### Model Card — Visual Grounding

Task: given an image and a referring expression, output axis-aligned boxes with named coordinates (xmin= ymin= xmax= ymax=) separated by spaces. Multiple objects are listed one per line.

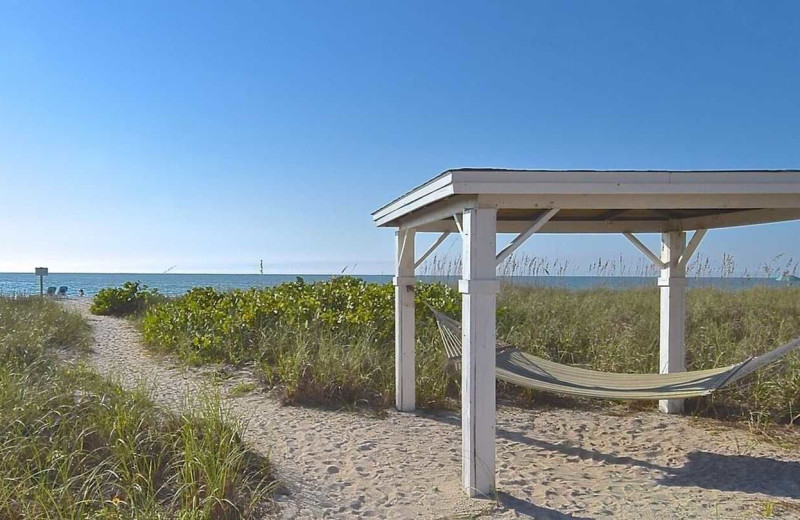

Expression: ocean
xmin=0 ymin=272 xmax=794 ymax=297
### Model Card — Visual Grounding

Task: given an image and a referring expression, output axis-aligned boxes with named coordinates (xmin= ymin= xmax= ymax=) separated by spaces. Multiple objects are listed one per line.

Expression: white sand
xmin=66 ymin=300 xmax=800 ymax=519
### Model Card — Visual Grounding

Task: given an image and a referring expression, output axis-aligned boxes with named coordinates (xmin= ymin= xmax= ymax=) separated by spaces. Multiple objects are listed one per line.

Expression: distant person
xmin=78 ymin=289 xmax=85 ymax=297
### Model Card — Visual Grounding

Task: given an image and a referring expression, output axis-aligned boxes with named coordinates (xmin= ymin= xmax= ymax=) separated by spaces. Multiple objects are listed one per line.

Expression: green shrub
xmin=0 ymin=297 xmax=275 ymax=518
xmin=140 ymin=277 xmax=800 ymax=424
xmin=142 ymin=277 xmax=460 ymax=406
xmin=90 ymin=281 xmax=164 ymax=316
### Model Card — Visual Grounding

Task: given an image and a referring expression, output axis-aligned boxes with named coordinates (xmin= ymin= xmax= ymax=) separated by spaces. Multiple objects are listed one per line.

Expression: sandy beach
xmin=65 ymin=299 xmax=800 ymax=519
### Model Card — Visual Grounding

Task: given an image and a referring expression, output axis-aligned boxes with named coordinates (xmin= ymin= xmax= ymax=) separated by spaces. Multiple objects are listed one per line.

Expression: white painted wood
xmin=460 ymin=208 xmax=498 ymax=497
xmin=476 ymin=193 xmax=800 ymax=210
xmin=398 ymin=195 xmax=478 ymax=231
xmin=415 ymin=219 xmax=668 ymax=234
xmin=373 ymin=169 xmax=800 ymax=227
xmin=411 ymin=208 xmax=800 ymax=234
xmin=678 ymin=229 xmax=707 ymax=269
xmin=373 ymin=172 xmax=455 ymax=224
xmin=673 ymin=208 xmax=800 ymax=231
xmin=623 ymin=232 xmax=667 ymax=269
xmin=398 ymin=230 xmax=409 ymax=264
xmin=374 ymin=167 xmax=800 ymax=497
xmin=374 ymin=184 xmax=456 ymax=226
xmin=382 ymin=192 xmax=800 ymax=228
xmin=394 ymin=229 xmax=416 ymax=412
xmin=453 ymin=213 xmax=465 ymax=238
xmin=447 ymin=169 xmax=800 ymax=189
xmin=414 ymin=232 xmax=451 ymax=269
xmin=659 ymin=231 xmax=687 ymax=414
xmin=495 ymin=208 xmax=559 ymax=266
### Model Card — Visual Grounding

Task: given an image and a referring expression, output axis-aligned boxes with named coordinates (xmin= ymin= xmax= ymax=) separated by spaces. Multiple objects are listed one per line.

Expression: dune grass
xmin=135 ymin=277 xmax=800 ymax=425
xmin=0 ymin=297 xmax=274 ymax=519
xmin=498 ymin=285 xmax=800 ymax=425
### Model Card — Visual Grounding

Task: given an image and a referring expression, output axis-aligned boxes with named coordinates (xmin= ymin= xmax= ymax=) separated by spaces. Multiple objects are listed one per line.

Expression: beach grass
xmin=0 ymin=297 xmax=275 ymax=519
xmin=135 ymin=277 xmax=800 ymax=425
xmin=498 ymin=284 xmax=800 ymax=426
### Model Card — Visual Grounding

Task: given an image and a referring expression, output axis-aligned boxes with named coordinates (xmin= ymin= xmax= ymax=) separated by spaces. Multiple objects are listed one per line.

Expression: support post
xmin=394 ymin=229 xmax=416 ymax=412
xmin=460 ymin=208 xmax=498 ymax=497
xmin=659 ymin=231 xmax=687 ymax=414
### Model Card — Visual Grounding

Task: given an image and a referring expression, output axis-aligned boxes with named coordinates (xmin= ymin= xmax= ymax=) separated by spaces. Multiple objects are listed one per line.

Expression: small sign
xmin=35 ymin=267 xmax=48 ymax=276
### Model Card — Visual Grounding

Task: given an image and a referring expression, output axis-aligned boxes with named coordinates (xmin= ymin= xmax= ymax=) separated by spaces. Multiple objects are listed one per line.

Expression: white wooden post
xmin=460 ymin=208 xmax=498 ymax=497
xmin=394 ymin=229 xmax=416 ymax=412
xmin=659 ymin=231 xmax=687 ymax=414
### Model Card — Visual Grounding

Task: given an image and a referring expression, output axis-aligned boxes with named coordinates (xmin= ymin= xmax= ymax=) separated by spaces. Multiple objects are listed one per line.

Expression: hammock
xmin=429 ymin=307 xmax=800 ymax=401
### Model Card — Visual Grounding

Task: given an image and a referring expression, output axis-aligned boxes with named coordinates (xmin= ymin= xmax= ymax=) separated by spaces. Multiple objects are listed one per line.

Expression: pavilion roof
xmin=372 ymin=169 xmax=800 ymax=233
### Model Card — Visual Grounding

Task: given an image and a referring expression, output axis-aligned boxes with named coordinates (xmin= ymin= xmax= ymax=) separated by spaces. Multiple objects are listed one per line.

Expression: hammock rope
xmin=428 ymin=305 xmax=800 ymax=401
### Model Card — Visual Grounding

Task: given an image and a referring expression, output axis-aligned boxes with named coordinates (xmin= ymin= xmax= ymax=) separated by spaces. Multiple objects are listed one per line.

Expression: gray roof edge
xmin=371 ymin=168 xmax=800 ymax=217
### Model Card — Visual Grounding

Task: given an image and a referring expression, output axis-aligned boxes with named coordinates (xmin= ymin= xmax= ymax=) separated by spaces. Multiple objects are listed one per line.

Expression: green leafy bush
xmin=141 ymin=278 xmax=800 ymax=424
xmin=142 ymin=277 xmax=460 ymax=406
xmin=90 ymin=281 xmax=164 ymax=316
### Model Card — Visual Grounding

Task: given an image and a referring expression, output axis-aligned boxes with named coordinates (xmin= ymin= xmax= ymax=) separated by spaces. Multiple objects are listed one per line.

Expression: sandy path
xmin=67 ymin=300 xmax=800 ymax=519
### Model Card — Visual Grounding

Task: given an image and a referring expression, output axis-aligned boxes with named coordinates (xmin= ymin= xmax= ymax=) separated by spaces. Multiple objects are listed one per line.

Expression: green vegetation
xmin=229 ymin=382 xmax=257 ymax=397
xmin=142 ymin=277 xmax=458 ymax=407
xmin=0 ymin=297 xmax=91 ymax=364
xmin=0 ymin=297 xmax=274 ymax=519
xmin=499 ymin=285 xmax=800 ymax=425
xmin=90 ymin=281 xmax=164 ymax=317
xmin=138 ymin=277 xmax=800 ymax=424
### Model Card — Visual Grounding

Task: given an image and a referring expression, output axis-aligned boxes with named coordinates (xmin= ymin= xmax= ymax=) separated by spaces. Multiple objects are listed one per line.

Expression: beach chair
xmin=57 ymin=286 xmax=68 ymax=297
xmin=46 ymin=286 xmax=57 ymax=296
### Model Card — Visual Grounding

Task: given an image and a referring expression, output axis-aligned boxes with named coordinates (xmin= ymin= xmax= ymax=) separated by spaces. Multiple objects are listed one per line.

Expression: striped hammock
xmin=429 ymin=306 xmax=800 ymax=401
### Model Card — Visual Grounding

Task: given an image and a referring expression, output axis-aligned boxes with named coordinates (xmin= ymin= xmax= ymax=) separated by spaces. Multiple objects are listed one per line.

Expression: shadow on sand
xmin=420 ymin=411 xmax=800 ymax=506
xmin=495 ymin=492 xmax=595 ymax=519
xmin=658 ymin=451 xmax=800 ymax=498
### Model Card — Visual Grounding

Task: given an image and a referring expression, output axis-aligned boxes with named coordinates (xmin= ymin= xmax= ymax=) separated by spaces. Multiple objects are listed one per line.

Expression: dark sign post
xmin=35 ymin=267 xmax=48 ymax=297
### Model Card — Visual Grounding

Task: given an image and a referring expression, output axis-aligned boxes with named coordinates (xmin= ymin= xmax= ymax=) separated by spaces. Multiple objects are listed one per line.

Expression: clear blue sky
xmin=1 ymin=1 xmax=799 ymax=275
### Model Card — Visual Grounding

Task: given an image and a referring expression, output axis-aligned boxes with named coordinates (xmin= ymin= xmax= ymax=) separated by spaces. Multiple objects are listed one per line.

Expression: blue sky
xmin=1 ymin=1 xmax=799 ymax=275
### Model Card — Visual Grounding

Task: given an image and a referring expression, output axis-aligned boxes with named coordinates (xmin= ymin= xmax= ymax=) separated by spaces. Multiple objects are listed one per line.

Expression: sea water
xmin=0 ymin=273 xmax=792 ymax=297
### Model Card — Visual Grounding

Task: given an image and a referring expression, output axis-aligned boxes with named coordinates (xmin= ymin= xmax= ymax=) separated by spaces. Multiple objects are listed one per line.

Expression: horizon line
xmin=0 ymin=271 xmax=784 ymax=280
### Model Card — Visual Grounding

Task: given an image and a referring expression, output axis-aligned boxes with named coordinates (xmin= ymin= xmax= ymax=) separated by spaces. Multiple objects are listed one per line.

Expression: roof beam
xmin=475 ymin=193 xmax=800 ymax=210
xmin=597 ymin=209 xmax=629 ymax=221
xmin=414 ymin=232 xmax=450 ymax=269
xmin=623 ymin=232 xmax=667 ymax=269
xmin=374 ymin=170 xmax=800 ymax=228
xmin=652 ymin=209 xmax=681 ymax=220
xmin=417 ymin=219 xmax=672 ymax=233
xmin=412 ymin=208 xmax=800 ymax=234
xmin=675 ymin=208 xmax=800 ymax=231
xmin=373 ymin=173 xmax=455 ymax=225
xmin=396 ymin=195 xmax=477 ymax=231
xmin=495 ymin=209 xmax=559 ymax=267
